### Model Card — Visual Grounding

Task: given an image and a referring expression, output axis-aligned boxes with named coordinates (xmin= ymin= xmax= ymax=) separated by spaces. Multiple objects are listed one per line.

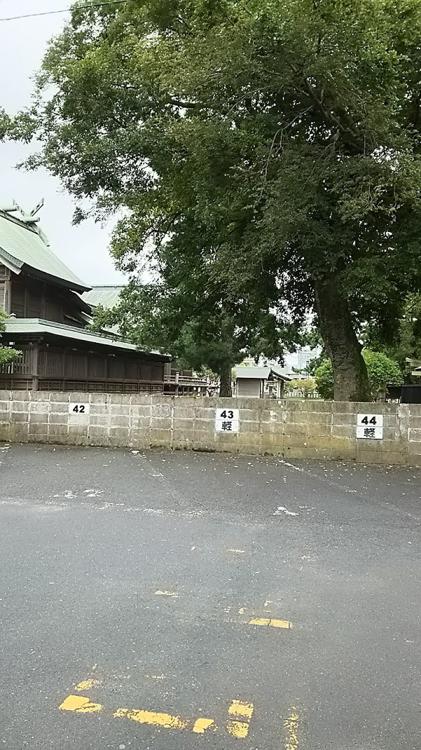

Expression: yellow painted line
xmin=227 ymin=719 xmax=250 ymax=738
xmin=228 ymin=700 xmax=254 ymax=720
xmin=192 ymin=717 xmax=216 ymax=734
xmin=284 ymin=707 xmax=299 ymax=750
xmin=249 ymin=617 xmax=292 ymax=629
xmin=75 ymin=679 xmax=100 ymax=692
xmin=114 ymin=708 xmax=189 ymax=730
xmin=59 ymin=694 xmax=102 ymax=714
xmin=226 ymin=700 xmax=254 ymax=739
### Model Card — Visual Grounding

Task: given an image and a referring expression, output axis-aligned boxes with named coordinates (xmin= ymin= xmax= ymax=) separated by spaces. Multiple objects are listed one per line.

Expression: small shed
xmin=235 ymin=366 xmax=290 ymax=399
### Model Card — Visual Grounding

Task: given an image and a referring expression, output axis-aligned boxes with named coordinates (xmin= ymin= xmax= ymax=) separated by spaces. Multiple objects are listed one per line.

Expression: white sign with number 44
xmin=215 ymin=408 xmax=240 ymax=434
xmin=356 ymin=414 xmax=383 ymax=440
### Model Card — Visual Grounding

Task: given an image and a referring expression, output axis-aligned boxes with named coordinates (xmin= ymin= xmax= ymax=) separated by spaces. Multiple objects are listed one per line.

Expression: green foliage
xmin=285 ymin=377 xmax=316 ymax=398
xmin=0 ymin=312 xmax=20 ymax=365
xmin=11 ymin=0 xmax=421 ymax=397
xmin=365 ymin=293 xmax=421 ymax=375
xmin=314 ymin=360 xmax=335 ymax=400
xmin=315 ymin=351 xmax=403 ymax=400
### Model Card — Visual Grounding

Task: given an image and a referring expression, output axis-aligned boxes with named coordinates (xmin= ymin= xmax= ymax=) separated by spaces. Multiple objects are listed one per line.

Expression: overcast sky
xmin=0 ymin=0 xmax=125 ymax=286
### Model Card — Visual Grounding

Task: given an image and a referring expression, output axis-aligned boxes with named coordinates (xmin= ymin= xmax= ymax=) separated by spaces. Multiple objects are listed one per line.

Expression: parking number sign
xmin=215 ymin=408 xmax=239 ymax=434
xmin=356 ymin=414 xmax=383 ymax=440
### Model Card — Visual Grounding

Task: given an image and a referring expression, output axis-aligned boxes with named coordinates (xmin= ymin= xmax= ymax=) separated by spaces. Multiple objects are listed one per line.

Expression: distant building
xmin=235 ymin=366 xmax=290 ymax=399
xmin=0 ymin=205 xmax=170 ymax=392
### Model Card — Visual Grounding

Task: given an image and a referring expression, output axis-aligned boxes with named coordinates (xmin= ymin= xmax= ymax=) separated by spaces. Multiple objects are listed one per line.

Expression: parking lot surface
xmin=0 ymin=443 xmax=420 ymax=749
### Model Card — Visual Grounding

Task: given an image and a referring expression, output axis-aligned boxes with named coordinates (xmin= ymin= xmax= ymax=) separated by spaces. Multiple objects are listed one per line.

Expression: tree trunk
xmin=219 ymin=362 xmax=233 ymax=397
xmin=314 ymin=276 xmax=370 ymax=401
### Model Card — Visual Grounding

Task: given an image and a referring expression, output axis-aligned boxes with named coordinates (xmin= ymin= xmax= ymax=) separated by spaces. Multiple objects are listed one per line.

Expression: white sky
xmin=0 ymin=0 xmax=125 ymax=286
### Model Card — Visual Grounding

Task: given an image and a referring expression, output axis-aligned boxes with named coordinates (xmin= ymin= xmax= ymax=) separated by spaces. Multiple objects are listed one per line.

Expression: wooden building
xmin=0 ymin=206 xmax=170 ymax=392
xmin=235 ymin=366 xmax=290 ymax=398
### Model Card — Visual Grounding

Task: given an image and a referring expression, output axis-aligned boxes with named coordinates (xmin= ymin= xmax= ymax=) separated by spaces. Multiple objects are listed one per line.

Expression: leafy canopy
xmin=11 ymin=0 xmax=421 ymax=392
xmin=315 ymin=351 xmax=403 ymax=400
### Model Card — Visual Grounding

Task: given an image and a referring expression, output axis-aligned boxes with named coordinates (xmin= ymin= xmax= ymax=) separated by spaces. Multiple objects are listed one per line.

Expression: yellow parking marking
xmin=60 ymin=690 xmax=254 ymax=739
xmin=75 ymin=679 xmax=100 ymax=691
xmin=192 ymin=717 xmax=216 ymax=734
xmin=227 ymin=720 xmax=250 ymax=738
xmin=249 ymin=617 xmax=292 ymax=629
xmin=284 ymin=707 xmax=299 ymax=749
xmin=226 ymin=700 xmax=254 ymax=739
xmin=59 ymin=695 xmax=102 ymax=714
xmin=228 ymin=700 xmax=254 ymax=720
xmin=114 ymin=708 xmax=189 ymax=730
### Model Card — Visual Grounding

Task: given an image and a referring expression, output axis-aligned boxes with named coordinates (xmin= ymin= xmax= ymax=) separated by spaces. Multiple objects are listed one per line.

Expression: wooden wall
xmin=10 ymin=273 xmax=85 ymax=326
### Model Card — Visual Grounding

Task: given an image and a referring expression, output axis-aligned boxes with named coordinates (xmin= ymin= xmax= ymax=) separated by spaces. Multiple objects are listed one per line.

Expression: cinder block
xmin=11 ymin=401 xmax=28 ymax=413
xmin=50 ymin=402 xmax=70 ymax=414
xmin=130 ymin=394 xmax=152 ymax=405
xmin=109 ymin=427 xmax=130 ymax=442
xmin=30 ymin=392 xmax=49 ymax=402
xmin=149 ymin=429 xmax=172 ymax=445
xmin=192 ymin=420 xmax=213 ymax=433
xmin=151 ymin=404 xmax=172 ymax=418
xmin=48 ymin=392 xmax=70 ymax=403
xmin=406 ymin=404 xmax=421 ymax=417
xmin=90 ymin=416 xmax=109 ymax=427
xmin=89 ymin=393 xmax=109 ymax=404
xmin=284 ymin=423 xmax=308 ymax=437
xmin=173 ymin=419 xmax=195 ymax=432
xmin=29 ymin=413 xmax=49 ymax=425
xmin=151 ymin=417 xmax=172 ymax=430
xmin=11 ymin=412 xmax=28 ymax=423
xmin=333 ymin=413 xmax=358 ymax=427
xmin=408 ymin=428 xmax=421 ymax=443
xmin=88 ymin=426 xmax=110 ymax=443
xmin=0 ymin=402 xmax=10 ymax=412
xmin=9 ymin=424 xmax=29 ymax=440
xmin=130 ymin=417 xmax=151 ymax=430
xmin=111 ymin=404 xmax=130 ymax=416
xmin=30 ymin=402 xmax=49 ymax=416
xmin=90 ymin=404 xmax=110 ymax=415
xmin=130 ymin=405 xmax=152 ymax=417
xmin=174 ymin=407 xmax=196 ymax=420
xmin=68 ymin=425 xmax=89 ymax=437
xmin=110 ymin=416 xmax=130 ymax=428
xmin=48 ymin=424 xmax=69 ymax=438
xmin=109 ymin=393 xmax=131 ymax=405
xmin=128 ymin=429 xmax=152 ymax=444
xmin=9 ymin=391 xmax=29 ymax=401
xmin=331 ymin=425 xmax=355 ymax=439
xmin=28 ymin=423 xmax=49 ymax=436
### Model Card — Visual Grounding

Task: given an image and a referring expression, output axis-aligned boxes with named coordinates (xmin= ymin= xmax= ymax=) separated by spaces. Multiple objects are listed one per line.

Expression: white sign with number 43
xmin=356 ymin=414 xmax=383 ymax=440
xmin=215 ymin=408 xmax=239 ymax=434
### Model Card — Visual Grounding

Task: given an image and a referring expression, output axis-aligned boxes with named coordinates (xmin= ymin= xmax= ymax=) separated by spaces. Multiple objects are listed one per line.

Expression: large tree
xmin=13 ymin=0 xmax=421 ymax=399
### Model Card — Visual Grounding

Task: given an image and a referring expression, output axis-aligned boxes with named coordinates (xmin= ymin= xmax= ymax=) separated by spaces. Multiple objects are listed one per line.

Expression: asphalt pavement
xmin=0 ymin=443 xmax=420 ymax=749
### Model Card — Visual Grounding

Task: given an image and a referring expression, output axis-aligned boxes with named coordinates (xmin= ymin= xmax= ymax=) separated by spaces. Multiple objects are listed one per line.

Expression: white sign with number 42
xmin=215 ymin=408 xmax=239 ymax=434
xmin=356 ymin=414 xmax=383 ymax=440
xmin=69 ymin=403 xmax=90 ymax=416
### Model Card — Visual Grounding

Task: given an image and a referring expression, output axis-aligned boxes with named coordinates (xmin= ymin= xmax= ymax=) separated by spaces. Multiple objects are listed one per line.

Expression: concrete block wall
xmin=0 ymin=390 xmax=420 ymax=466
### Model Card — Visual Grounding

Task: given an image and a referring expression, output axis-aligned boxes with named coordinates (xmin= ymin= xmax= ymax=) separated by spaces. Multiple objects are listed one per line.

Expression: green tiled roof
xmin=82 ymin=286 xmax=125 ymax=309
xmin=4 ymin=318 xmax=170 ymax=360
xmin=0 ymin=210 xmax=90 ymax=292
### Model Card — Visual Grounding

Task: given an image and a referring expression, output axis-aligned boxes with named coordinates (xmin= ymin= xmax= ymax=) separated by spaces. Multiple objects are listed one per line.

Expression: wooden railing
xmin=0 ymin=349 xmax=32 ymax=376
